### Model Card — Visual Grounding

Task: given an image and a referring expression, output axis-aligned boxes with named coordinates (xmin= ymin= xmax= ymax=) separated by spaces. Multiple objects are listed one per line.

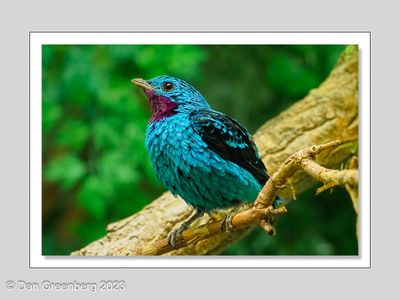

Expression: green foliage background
xmin=42 ymin=44 xmax=357 ymax=255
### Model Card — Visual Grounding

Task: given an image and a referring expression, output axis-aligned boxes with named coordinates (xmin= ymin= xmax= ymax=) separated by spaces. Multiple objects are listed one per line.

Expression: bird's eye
xmin=162 ymin=82 xmax=174 ymax=92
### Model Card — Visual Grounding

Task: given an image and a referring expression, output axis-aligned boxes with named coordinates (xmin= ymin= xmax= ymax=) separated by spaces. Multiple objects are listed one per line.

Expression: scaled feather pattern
xmin=133 ymin=75 xmax=275 ymax=212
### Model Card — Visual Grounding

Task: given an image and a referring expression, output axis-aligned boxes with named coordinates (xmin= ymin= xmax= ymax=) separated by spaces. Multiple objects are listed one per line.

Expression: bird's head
xmin=132 ymin=75 xmax=210 ymax=122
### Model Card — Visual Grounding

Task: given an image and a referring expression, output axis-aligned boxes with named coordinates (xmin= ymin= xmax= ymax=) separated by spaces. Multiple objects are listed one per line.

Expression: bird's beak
xmin=131 ymin=78 xmax=153 ymax=91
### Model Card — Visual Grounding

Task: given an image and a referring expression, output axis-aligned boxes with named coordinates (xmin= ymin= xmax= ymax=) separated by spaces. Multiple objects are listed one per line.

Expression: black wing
xmin=190 ymin=110 xmax=269 ymax=185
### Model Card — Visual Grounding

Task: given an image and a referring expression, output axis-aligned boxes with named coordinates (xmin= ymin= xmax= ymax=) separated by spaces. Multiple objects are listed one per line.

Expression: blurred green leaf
xmin=266 ymin=52 xmax=319 ymax=99
xmin=42 ymin=100 xmax=62 ymax=134
xmin=45 ymin=155 xmax=86 ymax=190
xmin=56 ymin=119 xmax=89 ymax=151
xmin=98 ymin=150 xmax=139 ymax=186
xmin=77 ymin=176 xmax=107 ymax=219
xmin=93 ymin=118 xmax=121 ymax=150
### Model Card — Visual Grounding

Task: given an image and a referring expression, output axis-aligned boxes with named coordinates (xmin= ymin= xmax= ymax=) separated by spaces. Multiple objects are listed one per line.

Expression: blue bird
xmin=132 ymin=75 xmax=279 ymax=247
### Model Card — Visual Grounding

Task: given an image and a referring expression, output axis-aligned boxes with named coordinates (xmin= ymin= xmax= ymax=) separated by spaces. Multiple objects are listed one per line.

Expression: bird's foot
xmin=167 ymin=223 xmax=188 ymax=249
xmin=167 ymin=208 xmax=205 ymax=249
xmin=221 ymin=212 xmax=236 ymax=239
xmin=220 ymin=203 xmax=252 ymax=240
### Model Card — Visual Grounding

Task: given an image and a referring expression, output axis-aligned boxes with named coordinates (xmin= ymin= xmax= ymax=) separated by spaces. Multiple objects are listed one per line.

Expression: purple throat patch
xmin=145 ymin=90 xmax=178 ymax=122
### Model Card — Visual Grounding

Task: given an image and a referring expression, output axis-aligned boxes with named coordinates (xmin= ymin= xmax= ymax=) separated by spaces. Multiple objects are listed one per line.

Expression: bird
xmin=132 ymin=75 xmax=280 ymax=248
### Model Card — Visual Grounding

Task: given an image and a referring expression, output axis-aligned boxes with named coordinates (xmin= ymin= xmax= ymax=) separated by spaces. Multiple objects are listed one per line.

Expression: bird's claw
xmin=221 ymin=213 xmax=237 ymax=239
xmin=167 ymin=224 xmax=187 ymax=249
xmin=167 ymin=208 xmax=205 ymax=249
